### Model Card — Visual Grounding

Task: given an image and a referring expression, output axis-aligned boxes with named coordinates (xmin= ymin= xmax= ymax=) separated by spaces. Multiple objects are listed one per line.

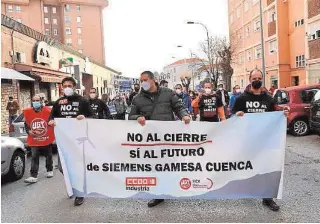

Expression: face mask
xmin=236 ymin=89 xmax=240 ymax=93
xmin=134 ymin=87 xmax=140 ymax=92
xmin=205 ymin=89 xmax=212 ymax=94
xmin=252 ymin=80 xmax=262 ymax=89
xmin=175 ymin=89 xmax=182 ymax=94
xmin=63 ymin=87 xmax=74 ymax=96
xmin=141 ymin=81 xmax=151 ymax=91
xmin=89 ymin=93 xmax=96 ymax=99
xmin=32 ymin=101 xmax=41 ymax=109
xmin=219 ymin=87 xmax=223 ymax=91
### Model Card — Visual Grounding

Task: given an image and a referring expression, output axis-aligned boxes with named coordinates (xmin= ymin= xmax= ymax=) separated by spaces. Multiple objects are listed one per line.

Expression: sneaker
xmin=263 ymin=198 xmax=280 ymax=211
xmin=47 ymin=171 xmax=54 ymax=178
xmin=74 ymin=197 xmax=85 ymax=206
xmin=147 ymin=199 xmax=164 ymax=208
xmin=24 ymin=177 xmax=38 ymax=183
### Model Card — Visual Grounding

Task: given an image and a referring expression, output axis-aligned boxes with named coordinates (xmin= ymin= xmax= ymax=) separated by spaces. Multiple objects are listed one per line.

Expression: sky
xmin=103 ymin=0 xmax=229 ymax=78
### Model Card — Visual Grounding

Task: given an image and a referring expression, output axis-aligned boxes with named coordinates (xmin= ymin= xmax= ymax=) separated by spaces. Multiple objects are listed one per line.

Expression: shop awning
xmin=1 ymin=67 xmax=35 ymax=81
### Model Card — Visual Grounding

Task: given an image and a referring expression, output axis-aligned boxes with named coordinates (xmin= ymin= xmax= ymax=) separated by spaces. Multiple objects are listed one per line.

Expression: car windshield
xmin=274 ymin=89 xmax=289 ymax=104
xmin=13 ymin=113 xmax=24 ymax=123
xmin=300 ymin=88 xmax=320 ymax=104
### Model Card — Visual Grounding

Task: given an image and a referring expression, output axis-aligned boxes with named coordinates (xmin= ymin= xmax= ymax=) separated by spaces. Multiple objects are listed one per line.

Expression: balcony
xmin=309 ymin=39 xmax=320 ymax=60
xmin=268 ymin=21 xmax=276 ymax=37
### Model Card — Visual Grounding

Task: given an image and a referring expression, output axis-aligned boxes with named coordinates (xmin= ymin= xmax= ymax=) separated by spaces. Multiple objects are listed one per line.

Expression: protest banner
xmin=54 ymin=111 xmax=286 ymax=199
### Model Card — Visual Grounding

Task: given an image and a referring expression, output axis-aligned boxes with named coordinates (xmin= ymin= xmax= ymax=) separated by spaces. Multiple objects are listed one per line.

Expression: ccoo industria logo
xmin=125 ymin=177 xmax=157 ymax=192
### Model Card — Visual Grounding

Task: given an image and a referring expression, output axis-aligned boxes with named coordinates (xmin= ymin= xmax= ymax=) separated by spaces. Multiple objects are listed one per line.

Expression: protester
xmin=48 ymin=77 xmax=93 ymax=206
xmin=269 ymin=84 xmax=276 ymax=95
xmin=129 ymin=71 xmax=190 ymax=208
xmin=114 ymin=94 xmax=127 ymax=120
xmin=228 ymin=85 xmax=241 ymax=110
xmin=128 ymin=83 xmax=140 ymax=106
xmin=24 ymin=95 xmax=55 ymax=183
xmin=89 ymin=88 xmax=111 ymax=119
xmin=174 ymin=84 xmax=192 ymax=113
xmin=195 ymin=82 xmax=226 ymax=122
xmin=190 ymin=91 xmax=199 ymax=121
xmin=216 ymin=84 xmax=230 ymax=117
xmin=6 ymin=96 xmax=20 ymax=124
xmin=232 ymin=68 xmax=290 ymax=212
xmin=159 ymin=80 xmax=169 ymax=88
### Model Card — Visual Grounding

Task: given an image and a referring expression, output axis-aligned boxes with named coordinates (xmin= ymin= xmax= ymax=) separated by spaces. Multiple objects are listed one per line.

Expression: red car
xmin=273 ymin=84 xmax=320 ymax=136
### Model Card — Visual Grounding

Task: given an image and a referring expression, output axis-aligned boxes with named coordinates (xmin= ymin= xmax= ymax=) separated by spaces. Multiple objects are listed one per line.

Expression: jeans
xmin=9 ymin=115 xmax=17 ymax=124
xmin=30 ymin=145 xmax=53 ymax=178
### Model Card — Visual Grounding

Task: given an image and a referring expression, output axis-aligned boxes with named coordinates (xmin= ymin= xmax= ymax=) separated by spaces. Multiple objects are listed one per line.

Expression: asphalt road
xmin=1 ymin=135 xmax=320 ymax=223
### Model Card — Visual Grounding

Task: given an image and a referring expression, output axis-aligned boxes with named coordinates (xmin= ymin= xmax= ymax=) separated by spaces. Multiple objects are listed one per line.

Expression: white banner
xmin=55 ymin=111 xmax=286 ymax=199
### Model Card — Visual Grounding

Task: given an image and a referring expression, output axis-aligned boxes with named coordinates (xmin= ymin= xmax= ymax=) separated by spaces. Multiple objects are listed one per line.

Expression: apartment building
xmin=228 ymin=0 xmax=320 ymax=90
xmin=1 ymin=0 xmax=107 ymax=64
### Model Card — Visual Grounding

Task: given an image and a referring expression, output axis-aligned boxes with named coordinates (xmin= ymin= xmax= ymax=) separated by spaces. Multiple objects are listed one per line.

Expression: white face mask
xmin=235 ymin=89 xmax=240 ymax=93
xmin=141 ymin=81 xmax=151 ymax=91
xmin=219 ymin=87 xmax=223 ymax=91
xmin=175 ymin=89 xmax=182 ymax=94
xmin=89 ymin=93 xmax=96 ymax=99
xmin=63 ymin=87 xmax=74 ymax=96
xmin=205 ymin=88 xmax=212 ymax=94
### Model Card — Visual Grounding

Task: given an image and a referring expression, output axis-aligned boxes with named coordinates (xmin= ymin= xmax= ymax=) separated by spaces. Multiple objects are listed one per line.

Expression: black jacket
xmin=216 ymin=89 xmax=230 ymax=106
xmin=129 ymin=86 xmax=189 ymax=121
xmin=232 ymin=90 xmax=276 ymax=114
xmin=89 ymin=98 xmax=111 ymax=119
xmin=49 ymin=94 xmax=93 ymax=120
xmin=128 ymin=91 xmax=139 ymax=106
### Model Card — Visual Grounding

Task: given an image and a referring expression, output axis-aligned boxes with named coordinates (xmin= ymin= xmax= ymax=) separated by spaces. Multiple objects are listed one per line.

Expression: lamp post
xmin=259 ymin=0 xmax=266 ymax=86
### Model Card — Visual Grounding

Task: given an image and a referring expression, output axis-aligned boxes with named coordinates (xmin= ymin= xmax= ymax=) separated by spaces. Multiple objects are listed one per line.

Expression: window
xmin=295 ymin=19 xmax=305 ymax=28
xmin=44 ymin=6 xmax=48 ymax=13
xmin=53 ymin=18 xmax=57 ymax=25
xmin=77 ymin=28 xmax=82 ymax=34
xmin=66 ymin=28 xmax=71 ymax=35
xmin=76 ymin=16 xmax=81 ymax=23
xmin=238 ymin=30 xmax=242 ymax=40
xmin=296 ymin=55 xmax=305 ymax=68
xmin=240 ymin=79 xmax=244 ymax=88
xmin=44 ymin=17 xmax=49 ymax=24
xmin=247 ymin=50 xmax=252 ymax=61
xmin=244 ymin=0 xmax=249 ymax=12
xmin=269 ymin=10 xmax=276 ymax=22
xmin=16 ymin=6 xmax=21 ymax=12
xmin=66 ymin=38 xmax=72 ymax=45
xmin=65 ymin=16 xmax=70 ymax=24
xmin=53 ymin=29 xmax=58 ymax=35
xmin=65 ymin=4 xmax=70 ymax=12
xmin=301 ymin=19 xmax=304 ymax=25
xmin=52 ymin=7 xmax=56 ymax=14
xmin=230 ymin=13 xmax=234 ymax=24
xmin=253 ymin=0 xmax=259 ymax=5
xmin=269 ymin=40 xmax=277 ymax=53
xmin=78 ymin=38 xmax=82 ymax=45
xmin=239 ymin=53 xmax=244 ymax=64
xmin=45 ymin=29 xmax=50 ymax=35
xmin=78 ymin=49 xmax=83 ymax=54
xmin=254 ymin=20 xmax=261 ymax=32
xmin=17 ymin=18 xmax=22 ymax=23
xmin=300 ymin=88 xmax=320 ymax=104
xmin=76 ymin=5 xmax=80 ymax=11
xmin=8 ymin=5 xmax=13 ymax=12
xmin=245 ymin=24 xmax=250 ymax=37
xmin=255 ymin=45 xmax=262 ymax=59
xmin=237 ymin=7 xmax=241 ymax=18
xmin=317 ymin=30 xmax=320 ymax=38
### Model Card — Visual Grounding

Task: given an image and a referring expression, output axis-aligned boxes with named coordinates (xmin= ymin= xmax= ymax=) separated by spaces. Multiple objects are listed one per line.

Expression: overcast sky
xmin=103 ymin=0 xmax=228 ymax=78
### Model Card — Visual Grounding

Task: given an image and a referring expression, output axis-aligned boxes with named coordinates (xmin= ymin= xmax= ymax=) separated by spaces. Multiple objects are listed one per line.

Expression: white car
xmin=1 ymin=137 xmax=27 ymax=181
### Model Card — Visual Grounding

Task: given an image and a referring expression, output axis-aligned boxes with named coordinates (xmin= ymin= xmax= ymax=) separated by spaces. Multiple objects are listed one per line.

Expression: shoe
xmin=263 ymin=198 xmax=280 ymax=211
xmin=147 ymin=199 xmax=164 ymax=208
xmin=24 ymin=177 xmax=38 ymax=183
xmin=74 ymin=197 xmax=85 ymax=206
xmin=47 ymin=171 xmax=53 ymax=178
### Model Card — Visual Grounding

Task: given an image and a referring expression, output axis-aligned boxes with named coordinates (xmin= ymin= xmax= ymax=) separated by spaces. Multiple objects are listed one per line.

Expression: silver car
xmin=1 ymin=136 xmax=26 ymax=180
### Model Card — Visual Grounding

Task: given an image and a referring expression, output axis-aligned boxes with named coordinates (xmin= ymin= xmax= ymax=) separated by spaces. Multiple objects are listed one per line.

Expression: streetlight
xmin=187 ymin=21 xmax=210 ymax=59
xmin=259 ymin=0 xmax=266 ymax=86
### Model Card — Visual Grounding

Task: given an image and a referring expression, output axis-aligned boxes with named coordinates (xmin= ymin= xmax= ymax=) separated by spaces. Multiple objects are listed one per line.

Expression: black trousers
xmin=30 ymin=145 xmax=53 ymax=178
xmin=115 ymin=113 xmax=126 ymax=120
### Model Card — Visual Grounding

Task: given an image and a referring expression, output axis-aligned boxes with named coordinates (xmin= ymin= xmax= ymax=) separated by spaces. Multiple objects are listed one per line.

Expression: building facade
xmin=228 ymin=0 xmax=320 ymax=90
xmin=1 ymin=0 xmax=107 ymax=64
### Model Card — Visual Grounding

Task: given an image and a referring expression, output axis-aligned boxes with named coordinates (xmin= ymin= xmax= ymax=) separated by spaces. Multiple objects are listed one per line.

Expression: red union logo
xmin=31 ymin=118 xmax=48 ymax=137
xmin=180 ymin=178 xmax=191 ymax=190
xmin=125 ymin=177 xmax=156 ymax=186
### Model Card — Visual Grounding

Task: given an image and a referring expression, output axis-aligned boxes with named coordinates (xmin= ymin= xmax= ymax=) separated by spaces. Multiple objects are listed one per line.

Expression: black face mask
xmin=252 ymin=80 xmax=262 ymax=89
xmin=134 ymin=88 xmax=140 ymax=92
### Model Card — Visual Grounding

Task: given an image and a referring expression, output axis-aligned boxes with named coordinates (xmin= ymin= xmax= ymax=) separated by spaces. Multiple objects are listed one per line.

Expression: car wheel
xmin=7 ymin=150 xmax=25 ymax=181
xmin=290 ymin=119 xmax=310 ymax=136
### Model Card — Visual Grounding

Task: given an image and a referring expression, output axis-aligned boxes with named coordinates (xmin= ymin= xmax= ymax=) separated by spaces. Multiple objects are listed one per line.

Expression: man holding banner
xmin=232 ymin=68 xmax=290 ymax=211
xmin=129 ymin=71 xmax=191 ymax=207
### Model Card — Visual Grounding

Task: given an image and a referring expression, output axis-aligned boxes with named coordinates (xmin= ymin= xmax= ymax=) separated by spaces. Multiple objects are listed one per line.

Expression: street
xmin=1 ymin=135 xmax=320 ymax=223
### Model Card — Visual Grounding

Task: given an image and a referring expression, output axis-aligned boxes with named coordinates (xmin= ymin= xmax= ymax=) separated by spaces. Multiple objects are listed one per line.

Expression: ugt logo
xmin=31 ymin=118 xmax=48 ymax=137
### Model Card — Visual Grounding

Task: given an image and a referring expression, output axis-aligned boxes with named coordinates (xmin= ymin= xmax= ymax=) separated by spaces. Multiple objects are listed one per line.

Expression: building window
xmin=78 ymin=38 xmax=82 ymax=45
xmin=244 ymin=0 xmax=249 ymax=12
xmin=254 ymin=19 xmax=261 ymax=32
xmin=53 ymin=29 xmax=58 ymax=35
xmin=245 ymin=24 xmax=250 ymax=37
xmin=16 ymin=18 xmax=22 ymax=23
xmin=16 ymin=6 xmax=21 ymax=12
xmin=45 ymin=29 xmax=50 ymax=35
xmin=296 ymin=55 xmax=305 ymax=68
xmin=77 ymin=28 xmax=82 ymax=34
xmin=53 ymin=18 xmax=57 ymax=25
xmin=76 ymin=5 xmax=80 ymax=11
xmin=236 ymin=7 xmax=241 ymax=18
xmin=66 ymin=28 xmax=72 ymax=35
xmin=44 ymin=6 xmax=48 ymax=13
xmin=269 ymin=10 xmax=276 ymax=22
xmin=78 ymin=49 xmax=83 ymax=54
xmin=255 ymin=45 xmax=262 ymax=59
xmin=238 ymin=30 xmax=242 ymax=40
xmin=269 ymin=40 xmax=277 ymax=53
xmin=44 ymin=17 xmax=49 ymax=24
xmin=239 ymin=53 xmax=244 ymax=64
xmin=294 ymin=19 xmax=304 ymax=28
xmin=66 ymin=38 xmax=72 ymax=45
xmin=76 ymin=16 xmax=81 ymax=23
xmin=247 ymin=50 xmax=252 ymax=61
xmin=230 ymin=13 xmax=234 ymax=24
xmin=65 ymin=4 xmax=70 ymax=12
xmin=65 ymin=16 xmax=70 ymax=24
xmin=240 ymin=79 xmax=244 ymax=88
xmin=8 ymin=5 xmax=13 ymax=12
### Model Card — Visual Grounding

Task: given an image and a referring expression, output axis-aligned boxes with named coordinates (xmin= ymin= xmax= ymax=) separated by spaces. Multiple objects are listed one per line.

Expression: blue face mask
xmin=32 ymin=101 xmax=41 ymax=109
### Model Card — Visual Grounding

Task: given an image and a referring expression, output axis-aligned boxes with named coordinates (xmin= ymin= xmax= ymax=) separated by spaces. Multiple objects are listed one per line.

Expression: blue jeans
xmin=9 ymin=115 xmax=17 ymax=124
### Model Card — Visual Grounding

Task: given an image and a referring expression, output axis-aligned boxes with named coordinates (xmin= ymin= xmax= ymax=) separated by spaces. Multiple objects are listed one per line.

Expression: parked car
xmin=1 ymin=136 xmax=26 ymax=181
xmin=310 ymin=90 xmax=320 ymax=135
xmin=273 ymin=84 xmax=320 ymax=136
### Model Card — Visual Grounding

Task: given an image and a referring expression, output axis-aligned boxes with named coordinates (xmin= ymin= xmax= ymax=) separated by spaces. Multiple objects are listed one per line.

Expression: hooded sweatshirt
xmin=232 ymin=88 xmax=276 ymax=114
xmin=176 ymin=92 xmax=192 ymax=112
xmin=198 ymin=94 xmax=224 ymax=122
xmin=89 ymin=97 xmax=111 ymax=119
